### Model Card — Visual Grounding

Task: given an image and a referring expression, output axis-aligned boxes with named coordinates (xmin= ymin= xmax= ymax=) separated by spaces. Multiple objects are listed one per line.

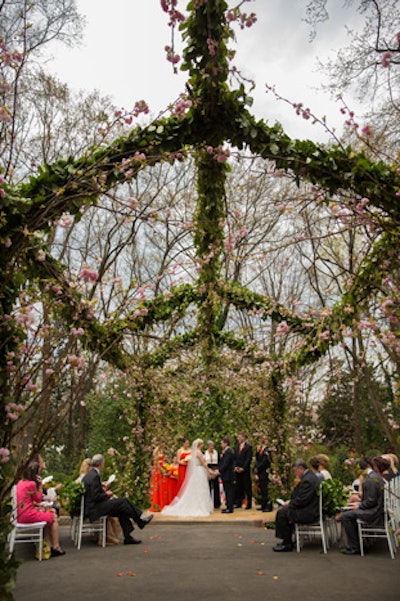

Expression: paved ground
xmin=13 ymin=510 xmax=400 ymax=601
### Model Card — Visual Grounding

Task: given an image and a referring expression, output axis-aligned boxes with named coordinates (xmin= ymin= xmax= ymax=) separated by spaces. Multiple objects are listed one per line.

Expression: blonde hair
xmin=382 ymin=453 xmax=399 ymax=473
xmin=316 ymin=454 xmax=330 ymax=469
xmin=79 ymin=458 xmax=92 ymax=475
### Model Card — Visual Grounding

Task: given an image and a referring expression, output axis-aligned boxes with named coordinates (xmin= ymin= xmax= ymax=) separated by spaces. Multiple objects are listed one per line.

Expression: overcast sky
xmin=46 ymin=0 xmax=365 ymax=142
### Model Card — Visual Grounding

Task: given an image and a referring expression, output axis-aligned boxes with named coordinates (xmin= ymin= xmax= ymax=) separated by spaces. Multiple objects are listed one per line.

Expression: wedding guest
xmin=218 ymin=437 xmax=235 ymax=513
xmin=75 ymin=458 xmax=92 ymax=482
xmin=315 ymin=454 xmax=332 ymax=479
xmin=254 ymin=438 xmax=272 ymax=512
xmin=309 ymin=456 xmax=324 ymax=481
xmin=341 ymin=458 xmax=385 ymax=555
xmin=372 ymin=455 xmax=391 ymax=482
xmin=176 ymin=438 xmax=192 ymax=494
xmin=16 ymin=460 xmax=65 ymax=557
xmin=83 ymin=454 xmax=153 ymax=545
xmin=380 ymin=453 xmax=398 ymax=480
xmin=273 ymin=458 xmax=319 ymax=552
xmin=233 ymin=433 xmax=253 ymax=509
xmin=76 ymin=456 xmax=122 ymax=544
xmin=204 ymin=440 xmax=220 ymax=508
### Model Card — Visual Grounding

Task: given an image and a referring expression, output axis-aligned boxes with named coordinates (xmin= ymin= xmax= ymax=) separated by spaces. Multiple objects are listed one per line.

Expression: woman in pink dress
xmin=16 ymin=460 xmax=65 ymax=556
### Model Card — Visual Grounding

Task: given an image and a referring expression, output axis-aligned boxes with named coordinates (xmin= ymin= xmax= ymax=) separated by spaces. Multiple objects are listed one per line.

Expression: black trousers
xmin=222 ymin=479 xmax=235 ymax=512
xmin=234 ymin=470 xmax=252 ymax=508
xmin=275 ymin=505 xmax=294 ymax=546
xmin=258 ymin=474 xmax=270 ymax=510
xmin=91 ymin=498 xmax=142 ymax=540
xmin=209 ymin=477 xmax=221 ymax=508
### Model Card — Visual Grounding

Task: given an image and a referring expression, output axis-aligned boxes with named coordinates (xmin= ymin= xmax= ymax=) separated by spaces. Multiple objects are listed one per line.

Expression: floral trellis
xmin=1 ymin=1 xmax=399 ymax=594
xmin=1 ymin=0 xmax=400 ymax=412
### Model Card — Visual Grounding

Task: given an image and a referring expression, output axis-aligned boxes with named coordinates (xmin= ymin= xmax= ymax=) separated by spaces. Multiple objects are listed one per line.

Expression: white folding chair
xmin=74 ymin=495 xmax=107 ymax=550
xmin=294 ymin=486 xmax=328 ymax=554
xmin=357 ymin=485 xmax=396 ymax=559
xmin=8 ymin=485 xmax=47 ymax=560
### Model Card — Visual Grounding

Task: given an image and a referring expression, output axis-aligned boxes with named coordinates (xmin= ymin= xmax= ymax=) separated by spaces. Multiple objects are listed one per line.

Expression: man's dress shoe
xmin=273 ymin=543 xmax=292 ymax=552
xmin=221 ymin=509 xmax=233 ymax=513
xmin=124 ymin=537 xmax=142 ymax=545
xmin=138 ymin=513 xmax=154 ymax=529
xmin=341 ymin=548 xmax=360 ymax=555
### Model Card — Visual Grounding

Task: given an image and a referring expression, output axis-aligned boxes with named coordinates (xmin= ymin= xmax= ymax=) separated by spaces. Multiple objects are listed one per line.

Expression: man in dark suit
xmin=273 ymin=458 xmax=319 ymax=552
xmin=233 ymin=433 xmax=253 ymax=509
xmin=218 ymin=437 xmax=235 ymax=513
xmin=83 ymin=454 xmax=153 ymax=545
xmin=341 ymin=458 xmax=385 ymax=555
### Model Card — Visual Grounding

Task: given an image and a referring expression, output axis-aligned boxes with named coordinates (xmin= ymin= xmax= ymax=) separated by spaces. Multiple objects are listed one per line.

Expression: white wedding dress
xmin=161 ymin=442 xmax=213 ymax=517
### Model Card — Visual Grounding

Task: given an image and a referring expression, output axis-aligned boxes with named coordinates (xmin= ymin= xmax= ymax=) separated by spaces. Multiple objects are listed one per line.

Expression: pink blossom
xmin=172 ymin=97 xmax=192 ymax=119
xmin=165 ymin=45 xmax=180 ymax=65
xmin=382 ymin=51 xmax=392 ymax=67
xmin=276 ymin=321 xmax=289 ymax=335
xmin=37 ymin=249 xmax=46 ymax=262
xmin=59 ymin=212 xmax=73 ymax=228
xmin=207 ymin=38 xmax=216 ymax=56
xmin=26 ymin=380 xmax=38 ymax=391
xmin=79 ymin=268 xmax=99 ymax=283
xmin=0 ymin=448 xmax=10 ymax=464
xmin=361 ymin=125 xmax=372 ymax=137
xmin=71 ymin=327 xmax=85 ymax=336
xmin=133 ymin=100 xmax=149 ymax=117
xmin=67 ymin=354 xmax=86 ymax=369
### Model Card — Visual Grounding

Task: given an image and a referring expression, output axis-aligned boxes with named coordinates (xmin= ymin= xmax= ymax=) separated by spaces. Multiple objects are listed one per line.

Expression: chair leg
xmin=295 ymin=527 xmax=301 ymax=552
xmin=387 ymin=529 xmax=395 ymax=559
xmin=357 ymin=522 xmax=365 ymax=557
xmin=38 ymin=532 xmax=43 ymax=561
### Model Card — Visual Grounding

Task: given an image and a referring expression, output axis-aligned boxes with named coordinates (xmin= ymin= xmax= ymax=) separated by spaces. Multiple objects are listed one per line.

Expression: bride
xmin=161 ymin=439 xmax=217 ymax=517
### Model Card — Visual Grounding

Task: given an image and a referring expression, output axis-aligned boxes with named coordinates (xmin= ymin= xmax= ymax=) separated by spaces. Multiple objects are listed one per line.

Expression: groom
xmin=218 ymin=437 xmax=235 ymax=513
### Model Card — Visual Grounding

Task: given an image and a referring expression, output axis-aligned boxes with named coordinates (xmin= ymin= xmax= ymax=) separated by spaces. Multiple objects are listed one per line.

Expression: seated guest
xmin=75 ymin=458 xmax=92 ymax=482
xmin=273 ymin=458 xmax=319 ymax=552
xmin=309 ymin=456 xmax=324 ymax=481
xmin=381 ymin=453 xmax=399 ymax=479
xmin=77 ymin=457 xmax=121 ymax=545
xmin=341 ymin=458 xmax=385 ymax=555
xmin=16 ymin=460 xmax=65 ymax=556
xmin=315 ymin=454 xmax=332 ymax=479
xmin=83 ymin=454 xmax=153 ymax=545
xmin=372 ymin=455 xmax=391 ymax=482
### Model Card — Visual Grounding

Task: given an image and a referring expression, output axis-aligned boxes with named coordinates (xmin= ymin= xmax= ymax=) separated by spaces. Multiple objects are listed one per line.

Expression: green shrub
xmin=320 ymin=478 xmax=347 ymax=517
xmin=59 ymin=480 xmax=85 ymax=517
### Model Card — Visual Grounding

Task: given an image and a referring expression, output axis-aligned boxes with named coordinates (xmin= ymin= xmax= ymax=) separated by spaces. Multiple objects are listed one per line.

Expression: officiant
xmin=204 ymin=440 xmax=220 ymax=508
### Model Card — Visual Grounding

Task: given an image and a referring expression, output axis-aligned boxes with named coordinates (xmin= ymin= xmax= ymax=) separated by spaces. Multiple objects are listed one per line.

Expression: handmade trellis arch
xmin=1 ymin=0 xmax=400 ymax=378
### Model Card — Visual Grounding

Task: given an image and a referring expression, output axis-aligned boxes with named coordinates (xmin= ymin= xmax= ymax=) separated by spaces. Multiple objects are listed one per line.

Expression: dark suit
xmin=83 ymin=468 xmax=143 ymax=540
xmin=341 ymin=470 xmax=384 ymax=552
xmin=233 ymin=441 xmax=253 ymax=508
xmin=254 ymin=446 xmax=272 ymax=510
xmin=205 ymin=449 xmax=220 ymax=508
xmin=219 ymin=447 xmax=235 ymax=512
xmin=275 ymin=469 xmax=319 ymax=546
